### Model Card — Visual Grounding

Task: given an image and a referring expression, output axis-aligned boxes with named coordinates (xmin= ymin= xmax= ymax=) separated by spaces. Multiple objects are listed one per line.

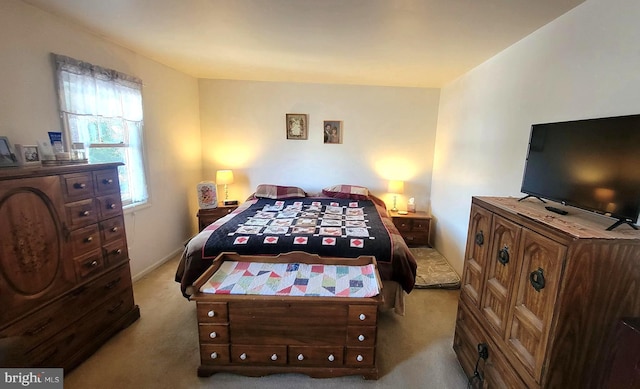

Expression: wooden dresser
xmin=390 ymin=210 xmax=432 ymax=246
xmin=191 ymin=252 xmax=383 ymax=379
xmin=454 ymin=196 xmax=640 ymax=388
xmin=0 ymin=163 xmax=139 ymax=371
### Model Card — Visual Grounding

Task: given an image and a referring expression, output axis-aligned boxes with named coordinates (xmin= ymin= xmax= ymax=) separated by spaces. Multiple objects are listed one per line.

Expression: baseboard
xmin=132 ymin=247 xmax=184 ymax=282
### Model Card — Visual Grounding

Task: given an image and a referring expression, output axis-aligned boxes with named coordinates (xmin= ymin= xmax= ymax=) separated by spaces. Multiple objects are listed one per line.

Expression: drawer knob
xmin=209 ymin=332 xmax=217 ymax=339
xmin=103 ymin=178 xmax=114 ymax=184
xmin=356 ymin=354 xmax=364 ymax=362
xmin=297 ymin=354 xmax=304 ymax=361
xmin=87 ymin=260 xmax=99 ymax=268
xmin=497 ymin=246 xmax=510 ymax=265
xmin=328 ymin=354 xmax=335 ymax=362
xmin=207 ymin=310 xmax=215 ymax=317
xmin=109 ymin=203 xmax=117 ymax=209
xmin=74 ymin=183 xmax=86 ymax=189
xmin=240 ymin=353 xmax=247 ymax=361
xmin=210 ymin=352 xmax=218 ymax=359
xmin=358 ymin=334 xmax=365 ymax=342
xmin=359 ymin=313 xmax=366 ymax=321
xmin=114 ymin=249 xmax=122 ymax=255
xmin=81 ymin=210 xmax=90 ymax=217
xmin=110 ymin=226 xmax=119 ymax=232
xmin=530 ymin=267 xmax=546 ymax=292
xmin=85 ymin=236 xmax=93 ymax=243
xmin=270 ymin=354 xmax=278 ymax=361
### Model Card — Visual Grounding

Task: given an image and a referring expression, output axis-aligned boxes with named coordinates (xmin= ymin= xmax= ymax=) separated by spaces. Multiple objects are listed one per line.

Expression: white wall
xmin=432 ymin=0 xmax=640 ymax=274
xmin=0 ymin=1 xmax=202 ymax=278
xmin=199 ymin=79 xmax=440 ymax=212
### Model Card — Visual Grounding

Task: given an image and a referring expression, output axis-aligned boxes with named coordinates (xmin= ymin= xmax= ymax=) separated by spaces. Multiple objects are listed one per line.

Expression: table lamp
xmin=388 ymin=180 xmax=404 ymax=212
xmin=216 ymin=170 xmax=236 ymax=205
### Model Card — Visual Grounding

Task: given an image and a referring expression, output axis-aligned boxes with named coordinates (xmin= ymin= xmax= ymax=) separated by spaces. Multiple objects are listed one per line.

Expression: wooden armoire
xmin=0 ymin=163 xmax=139 ymax=370
xmin=454 ymin=196 xmax=640 ymax=388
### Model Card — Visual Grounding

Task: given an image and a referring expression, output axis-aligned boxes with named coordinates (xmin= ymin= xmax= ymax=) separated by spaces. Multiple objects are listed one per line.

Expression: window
xmin=54 ymin=54 xmax=148 ymax=207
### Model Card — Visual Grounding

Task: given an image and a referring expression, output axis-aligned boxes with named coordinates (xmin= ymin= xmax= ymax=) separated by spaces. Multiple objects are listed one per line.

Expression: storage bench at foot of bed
xmin=190 ymin=252 xmax=383 ymax=380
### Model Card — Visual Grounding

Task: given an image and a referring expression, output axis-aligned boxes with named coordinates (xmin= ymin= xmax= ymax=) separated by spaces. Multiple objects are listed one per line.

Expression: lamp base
xmin=224 ymin=200 xmax=238 ymax=206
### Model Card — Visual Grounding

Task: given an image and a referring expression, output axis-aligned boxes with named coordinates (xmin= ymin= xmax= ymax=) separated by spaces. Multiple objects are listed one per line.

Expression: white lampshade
xmin=388 ymin=180 xmax=404 ymax=194
xmin=216 ymin=170 xmax=234 ymax=185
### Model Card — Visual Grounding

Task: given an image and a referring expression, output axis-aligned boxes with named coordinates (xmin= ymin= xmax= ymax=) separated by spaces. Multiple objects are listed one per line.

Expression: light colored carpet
xmin=410 ymin=248 xmax=461 ymax=289
xmin=64 ymin=253 xmax=468 ymax=389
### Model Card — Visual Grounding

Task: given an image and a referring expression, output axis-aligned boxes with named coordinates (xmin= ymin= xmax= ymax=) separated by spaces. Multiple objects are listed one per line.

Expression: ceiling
xmin=23 ymin=0 xmax=584 ymax=88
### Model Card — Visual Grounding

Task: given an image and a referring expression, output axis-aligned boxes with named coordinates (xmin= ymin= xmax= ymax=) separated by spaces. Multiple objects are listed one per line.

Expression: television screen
xmin=521 ymin=114 xmax=640 ymax=227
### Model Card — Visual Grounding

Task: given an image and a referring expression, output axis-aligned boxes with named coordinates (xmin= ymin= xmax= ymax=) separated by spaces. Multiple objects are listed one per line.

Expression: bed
xmin=175 ymin=184 xmax=417 ymax=315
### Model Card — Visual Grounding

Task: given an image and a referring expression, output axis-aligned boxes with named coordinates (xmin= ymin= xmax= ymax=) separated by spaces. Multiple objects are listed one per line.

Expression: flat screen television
xmin=520 ymin=114 xmax=640 ymax=231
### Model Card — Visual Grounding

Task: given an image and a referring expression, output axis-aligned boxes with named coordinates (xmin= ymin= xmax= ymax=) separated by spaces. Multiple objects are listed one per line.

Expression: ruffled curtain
xmin=54 ymin=54 xmax=148 ymax=204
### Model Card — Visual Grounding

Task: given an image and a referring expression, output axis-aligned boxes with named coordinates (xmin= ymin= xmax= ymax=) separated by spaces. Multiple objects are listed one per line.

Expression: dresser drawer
xmin=347 ymin=326 xmax=376 ymax=347
xmin=231 ymin=345 xmax=287 ymax=365
xmin=198 ymin=324 xmax=229 ymax=344
xmin=348 ymin=305 xmax=377 ymax=326
xmin=0 ymin=264 xmax=133 ymax=353
xmin=401 ymin=232 xmax=429 ymax=245
xmin=100 ymin=216 xmax=126 ymax=243
xmin=66 ymin=199 xmax=98 ymax=229
xmin=24 ymin=288 xmax=135 ymax=368
xmin=70 ymin=224 xmax=101 ymax=257
xmin=200 ymin=344 xmax=230 ymax=365
xmin=289 ymin=345 xmax=344 ymax=366
xmin=197 ymin=302 xmax=228 ymax=323
xmin=94 ymin=169 xmax=120 ymax=195
xmin=103 ymin=239 xmax=128 ymax=267
xmin=97 ymin=194 xmax=123 ymax=220
xmin=73 ymin=250 xmax=104 ymax=280
xmin=62 ymin=172 xmax=94 ymax=202
xmin=345 ymin=347 xmax=375 ymax=366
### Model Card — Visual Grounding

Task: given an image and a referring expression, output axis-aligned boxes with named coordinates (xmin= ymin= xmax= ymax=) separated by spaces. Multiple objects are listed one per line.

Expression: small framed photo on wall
xmin=15 ymin=144 xmax=41 ymax=166
xmin=286 ymin=113 xmax=308 ymax=140
xmin=323 ymin=121 xmax=342 ymax=144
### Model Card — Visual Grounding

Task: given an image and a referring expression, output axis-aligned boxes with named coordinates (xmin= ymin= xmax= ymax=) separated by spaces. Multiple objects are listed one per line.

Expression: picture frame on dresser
xmin=0 ymin=136 xmax=18 ymax=167
xmin=14 ymin=144 xmax=41 ymax=166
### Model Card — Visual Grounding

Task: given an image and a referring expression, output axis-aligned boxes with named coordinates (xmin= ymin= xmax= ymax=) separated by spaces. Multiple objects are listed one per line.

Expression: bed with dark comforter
xmin=175 ymin=186 xmax=417 ymax=314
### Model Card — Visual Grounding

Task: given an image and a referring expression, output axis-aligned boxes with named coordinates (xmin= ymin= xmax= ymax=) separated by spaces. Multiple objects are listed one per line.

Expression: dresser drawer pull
xmin=475 ymin=230 xmax=484 ymax=246
xmin=271 ymin=354 xmax=278 ymax=361
xmin=358 ymin=334 xmax=366 ymax=342
xmin=113 ymin=249 xmax=122 ymax=255
xmin=25 ymin=318 xmax=53 ymax=336
xmin=328 ymin=354 xmax=335 ymax=362
xmin=497 ymin=246 xmax=510 ymax=265
xmin=530 ymin=268 xmax=546 ymax=292
xmin=103 ymin=178 xmax=114 ymax=185
xmin=210 ymin=352 xmax=218 ymax=360
xmin=356 ymin=355 xmax=364 ymax=362
xmin=86 ymin=260 xmax=99 ymax=268
xmin=240 ymin=353 xmax=247 ymax=361
xmin=74 ymin=183 xmax=87 ymax=189
xmin=81 ymin=210 xmax=91 ymax=217
xmin=108 ymin=300 xmax=124 ymax=313
xmin=297 ymin=354 xmax=305 ymax=361
xmin=105 ymin=277 xmax=122 ymax=290
xmin=109 ymin=203 xmax=117 ymax=209
xmin=359 ymin=313 xmax=366 ymax=321
xmin=84 ymin=236 xmax=93 ymax=243
xmin=209 ymin=332 xmax=217 ymax=339
xmin=207 ymin=310 xmax=216 ymax=317
xmin=110 ymin=226 xmax=119 ymax=232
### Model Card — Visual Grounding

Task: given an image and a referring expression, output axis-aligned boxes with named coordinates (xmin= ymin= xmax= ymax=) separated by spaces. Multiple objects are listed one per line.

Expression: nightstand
xmin=390 ymin=211 xmax=432 ymax=247
xmin=197 ymin=204 xmax=238 ymax=231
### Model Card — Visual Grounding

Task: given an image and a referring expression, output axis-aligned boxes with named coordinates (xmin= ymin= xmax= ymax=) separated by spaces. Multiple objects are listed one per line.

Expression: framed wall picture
xmin=323 ymin=121 xmax=343 ymax=144
xmin=197 ymin=181 xmax=218 ymax=209
xmin=0 ymin=136 xmax=19 ymax=167
xmin=286 ymin=113 xmax=308 ymax=140
xmin=15 ymin=144 xmax=41 ymax=166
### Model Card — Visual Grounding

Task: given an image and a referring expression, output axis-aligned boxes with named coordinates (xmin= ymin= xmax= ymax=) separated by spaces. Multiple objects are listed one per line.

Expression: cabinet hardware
xmin=497 ymin=246 xmax=510 ymax=265
xmin=530 ymin=268 xmax=546 ymax=291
